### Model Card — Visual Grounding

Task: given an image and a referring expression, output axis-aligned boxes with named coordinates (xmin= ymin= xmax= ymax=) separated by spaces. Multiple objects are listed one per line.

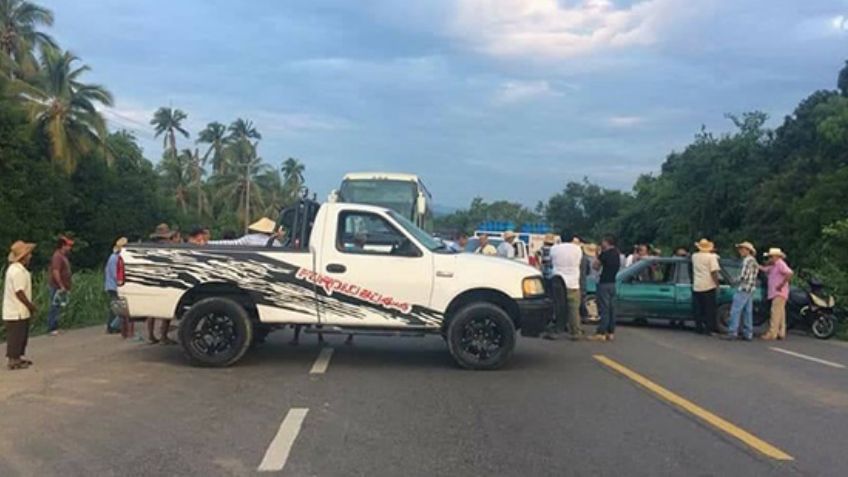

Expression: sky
xmin=42 ymin=0 xmax=848 ymax=209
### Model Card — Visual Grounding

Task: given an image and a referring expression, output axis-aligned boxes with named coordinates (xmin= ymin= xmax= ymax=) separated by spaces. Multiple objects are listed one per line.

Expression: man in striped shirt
xmin=724 ymin=241 xmax=759 ymax=341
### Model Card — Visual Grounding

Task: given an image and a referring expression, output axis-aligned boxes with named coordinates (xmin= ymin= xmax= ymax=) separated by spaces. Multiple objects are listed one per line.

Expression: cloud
xmin=448 ymin=0 xmax=703 ymax=60
xmin=494 ymin=79 xmax=560 ymax=104
xmin=608 ymin=115 xmax=645 ymax=127
xmin=250 ymin=111 xmax=353 ymax=134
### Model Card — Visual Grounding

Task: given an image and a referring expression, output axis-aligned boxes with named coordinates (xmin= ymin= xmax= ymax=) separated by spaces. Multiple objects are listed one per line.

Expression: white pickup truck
xmin=120 ymin=199 xmax=551 ymax=370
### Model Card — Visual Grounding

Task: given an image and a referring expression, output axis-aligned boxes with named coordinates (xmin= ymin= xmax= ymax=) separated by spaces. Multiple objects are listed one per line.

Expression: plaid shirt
xmin=737 ymin=255 xmax=759 ymax=293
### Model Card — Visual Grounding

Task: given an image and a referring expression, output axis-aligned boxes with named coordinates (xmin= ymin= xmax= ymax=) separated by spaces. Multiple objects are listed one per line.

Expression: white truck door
xmin=315 ymin=208 xmax=436 ymax=328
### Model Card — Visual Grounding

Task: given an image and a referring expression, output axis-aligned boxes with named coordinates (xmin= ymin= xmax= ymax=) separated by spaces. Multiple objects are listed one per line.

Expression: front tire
xmin=446 ymin=302 xmax=516 ymax=370
xmin=811 ymin=315 xmax=837 ymax=340
xmin=178 ymin=297 xmax=254 ymax=367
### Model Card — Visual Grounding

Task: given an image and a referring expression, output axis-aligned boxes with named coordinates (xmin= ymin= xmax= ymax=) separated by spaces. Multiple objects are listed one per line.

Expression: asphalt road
xmin=0 ymin=322 xmax=846 ymax=477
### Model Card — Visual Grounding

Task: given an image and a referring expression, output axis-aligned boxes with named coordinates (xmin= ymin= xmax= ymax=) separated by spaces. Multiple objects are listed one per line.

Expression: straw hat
xmin=763 ymin=247 xmax=786 ymax=258
xmin=149 ymin=223 xmax=173 ymax=239
xmin=543 ymin=233 xmax=556 ymax=245
xmin=735 ymin=241 xmax=756 ymax=254
xmin=503 ymin=230 xmax=517 ymax=240
xmin=694 ymin=238 xmax=715 ymax=252
xmin=248 ymin=217 xmax=277 ymax=234
xmin=113 ymin=237 xmax=128 ymax=252
xmin=582 ymin=243 xmax=598 ymax=256
xmin=8 ymin=240 xmax=36 ymax=263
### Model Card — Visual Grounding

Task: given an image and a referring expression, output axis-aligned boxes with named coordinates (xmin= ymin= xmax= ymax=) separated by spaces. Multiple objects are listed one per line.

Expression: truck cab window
xmin=338 ymin=211 xmax=420 ymax=257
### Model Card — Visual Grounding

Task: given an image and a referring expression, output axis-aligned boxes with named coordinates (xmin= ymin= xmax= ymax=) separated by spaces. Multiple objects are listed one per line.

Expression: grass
xmin=0 ymin=268 xmax=108 ymax=341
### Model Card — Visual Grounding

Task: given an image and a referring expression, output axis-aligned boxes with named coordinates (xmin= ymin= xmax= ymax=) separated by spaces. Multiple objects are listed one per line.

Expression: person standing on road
xmin=723 ymin=242 xmax=758 ymax=341
xmin=580 ymin=243 xmax=598 ymax=321
xmin=760 ymin=248 xmax=794 ymax=341
xmin=474 ymin=234 xmax=497 ymax=256
xmin=104 ymin=237 xmax=128 ymax=334
xmin=497 ymin=231 xmax=517 ymax=259
xmin=145 ymin=225 xmax=178 ymax=345
xmin=543 ymin=234 xmax=583 ymax=340
xmin=4 ymin=241 xmax=37 ymax=370
xmin=591 ymin=235 xmax=620 ymax=341
xmin=692 ymin=238 xmax=720 ymax=335
xmin=47 ymin=236 xmax=73 ymax=336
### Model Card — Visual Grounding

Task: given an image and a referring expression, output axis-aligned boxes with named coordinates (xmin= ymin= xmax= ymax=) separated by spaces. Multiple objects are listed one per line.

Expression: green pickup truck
xmin=585 ymin=257 xmax=770 ymax=333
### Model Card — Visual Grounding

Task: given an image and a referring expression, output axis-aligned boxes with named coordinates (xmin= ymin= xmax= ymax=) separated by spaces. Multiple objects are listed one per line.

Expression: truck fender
xmin=443 ymin=288 xmax=520 ymax=331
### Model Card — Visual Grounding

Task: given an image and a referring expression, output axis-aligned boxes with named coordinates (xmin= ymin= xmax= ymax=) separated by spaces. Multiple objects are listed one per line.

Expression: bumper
xmin=517 ymin=297 xmax=553 ymax=337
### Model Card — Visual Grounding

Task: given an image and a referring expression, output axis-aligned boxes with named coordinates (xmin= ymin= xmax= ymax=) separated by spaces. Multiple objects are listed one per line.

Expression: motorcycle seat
xmin=810 ymin=293 xmax=834 ymax=308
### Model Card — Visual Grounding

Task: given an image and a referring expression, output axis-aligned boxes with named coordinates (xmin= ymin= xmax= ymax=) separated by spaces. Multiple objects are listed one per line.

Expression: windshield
xmin=387 ymin=210 xmax=448 ymax=252
xmin=340 ymin=179 xmax=417 ymax=218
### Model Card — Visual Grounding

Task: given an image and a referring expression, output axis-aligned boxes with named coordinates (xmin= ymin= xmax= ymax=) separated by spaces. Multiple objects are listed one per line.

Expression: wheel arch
xmin=444 ymin=288 xmax=520 ymax=330
xmin=175 ymin=282 xmax=259 ymax=321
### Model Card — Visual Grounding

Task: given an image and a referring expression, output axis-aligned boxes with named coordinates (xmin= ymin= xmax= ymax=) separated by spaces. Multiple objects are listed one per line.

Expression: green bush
xmin=0 ymin=268 xmax=108 ymax=341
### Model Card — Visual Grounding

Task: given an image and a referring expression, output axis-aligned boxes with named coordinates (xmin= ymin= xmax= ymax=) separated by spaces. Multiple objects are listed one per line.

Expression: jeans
xmin=47 ymin=286 xmax=61 ymax=332
xmin=727 ymin=290 xmax=753 ymax=339
xmin=106 ymin=290 xmax=120 ymax=332
xmin=693 ymin=289 xmax=717 ymax=334
xmin=596 ymin=283 xmax=616 ymax=334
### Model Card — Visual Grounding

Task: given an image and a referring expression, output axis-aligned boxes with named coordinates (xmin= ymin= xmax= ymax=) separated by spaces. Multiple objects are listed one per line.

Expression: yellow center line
xmin=593 ymin=354 xmax=794 ymax=462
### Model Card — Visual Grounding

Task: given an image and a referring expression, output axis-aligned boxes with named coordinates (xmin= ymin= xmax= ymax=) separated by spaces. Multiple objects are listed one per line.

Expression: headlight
xmin=522 ymin=277 xmax=545 ymax=298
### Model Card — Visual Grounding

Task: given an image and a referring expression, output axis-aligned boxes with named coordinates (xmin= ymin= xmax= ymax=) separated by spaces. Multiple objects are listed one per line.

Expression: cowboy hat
xmin=8 ymin=241 xmax=36 ymax=263
xmin=503 ymin=230 xmax=517 ymax=240
xmin=113 ymin=237 xmax=128 ymax=252
xmin=149 ymin=223 xmax=173 ymax=239
xmin=543 ymin=233 xmax=556 ymax=245
xmin=582 ymin=243 xmax=598 ymax=255
xmin=59 ymin=235 xmax=75 ymax=247
xmin=763 ymin=247 xmax=786 ymax=258
xmin=694 ymin=238 xmax=715 ymax=252
xmin=248 ymin=217 xmax=277 ymax=235
xmin=735 ymin=241 xmax=756 ymax=254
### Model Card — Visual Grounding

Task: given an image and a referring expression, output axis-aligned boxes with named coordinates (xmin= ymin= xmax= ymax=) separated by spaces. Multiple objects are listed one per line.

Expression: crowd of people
xmin=461 ymin=230 xmax=795 ymax=344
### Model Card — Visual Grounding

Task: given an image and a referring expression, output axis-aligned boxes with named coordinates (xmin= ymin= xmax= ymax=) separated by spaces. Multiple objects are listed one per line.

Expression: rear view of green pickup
xmin=586 ymin=257 xmax=770 ymax=332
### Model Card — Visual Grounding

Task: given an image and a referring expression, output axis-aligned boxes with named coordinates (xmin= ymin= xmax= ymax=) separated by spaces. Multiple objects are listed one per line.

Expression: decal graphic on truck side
xmin=122 ymin=247 xmax=442 ymax=327
xmin=295 ymin=268 xmax=412 ymax=314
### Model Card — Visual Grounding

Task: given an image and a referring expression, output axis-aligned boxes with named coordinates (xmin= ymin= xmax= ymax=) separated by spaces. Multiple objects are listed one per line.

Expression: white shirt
xmin=497 ymin=241 xmax=515 ymax=259
xmin=692 ymin=251 xmax=720 ymax=292
xmin=550 ymin=242 xmax=582 ymax=290
xmin=3 ymin=262 xmax=32 ymax=321
xmin=209 ymin=233 xmax=282 ymax=247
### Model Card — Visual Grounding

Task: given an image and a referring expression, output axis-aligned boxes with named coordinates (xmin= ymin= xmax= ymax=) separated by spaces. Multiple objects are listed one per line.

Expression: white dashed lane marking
xmin=309 ymin=347 xmax=334 ymax=375
xmin=258 ymin=408 xmax=309 ymax=472
xmin=769 ymin=347 xmax=846 ymax=369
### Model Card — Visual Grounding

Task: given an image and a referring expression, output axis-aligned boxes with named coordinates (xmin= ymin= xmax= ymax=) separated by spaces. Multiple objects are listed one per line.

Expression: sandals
xmin=160 ymin=337 xmax=177 ymax=346
xmin=7 ymin=361 xmax=30 ymax=370
xmin=147 ymin=337 xmax=160 ymax=345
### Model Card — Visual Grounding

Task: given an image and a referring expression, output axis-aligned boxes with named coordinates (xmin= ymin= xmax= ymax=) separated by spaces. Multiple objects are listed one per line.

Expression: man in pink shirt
xmin=759 ymin=248 xmax=794 ymax=340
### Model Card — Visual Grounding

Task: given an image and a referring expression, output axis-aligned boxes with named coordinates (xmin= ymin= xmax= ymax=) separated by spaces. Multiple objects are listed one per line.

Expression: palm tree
xmin=17 ymin=47 xmax=113 ymax=173
xmin=157 ymin=148 xmax=191 ymax=213
xmin=0 ymin=0 xmax=57 ymax=79
xmin=150 ymin=106 xmax=188 ymax=158
xmin=257 ymin=168 xmax=286 ymax=217
xmin=281 ymin=157 xmax=305 ymax=198
xmin=227 ymin=117 xmax=261 ymax=143
xmin=196 ymin=121 xmax=228 ymax=174
xmin=212 ymin=141 xmax=268 ymax=233
xmin=181 ymin=147 xmax=208 ymax=217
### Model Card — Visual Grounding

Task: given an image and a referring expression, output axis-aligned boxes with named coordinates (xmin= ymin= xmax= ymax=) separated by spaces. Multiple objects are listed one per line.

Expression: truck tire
xmin=178 ymin=297 xmax=254 ymax=367
xmin=446 ymin=302 xmax=516 ymax=370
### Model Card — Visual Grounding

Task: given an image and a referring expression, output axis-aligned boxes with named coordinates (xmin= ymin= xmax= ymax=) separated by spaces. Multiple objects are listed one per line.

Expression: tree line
xmin=0 ymin=0 xmax=307 ymax=269
xmin=438 ymin=61 xmax=848 ymax=299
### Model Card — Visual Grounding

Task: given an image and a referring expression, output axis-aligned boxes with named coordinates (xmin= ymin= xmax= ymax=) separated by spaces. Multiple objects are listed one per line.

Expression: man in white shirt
xmin=692 ymin=238 xmax=720 ymax=334
xmin=543 ymin=235 xmax=584 ymax=340
xmin=4 ymin=241 xmax=37 ymax=370
xmin=497 ymin=231 xmax=517 ymax=259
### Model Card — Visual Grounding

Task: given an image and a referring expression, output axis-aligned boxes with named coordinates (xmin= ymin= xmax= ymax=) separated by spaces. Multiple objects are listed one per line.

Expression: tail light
xmin=529 ymin=256 xmax=538 ymax=267
xmin=117 ymin=256 xmax=125 ymax=286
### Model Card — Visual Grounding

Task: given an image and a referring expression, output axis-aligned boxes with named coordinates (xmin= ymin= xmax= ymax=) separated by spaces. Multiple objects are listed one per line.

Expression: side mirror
xmin=416 ymin=194 xmax=426 ymax=216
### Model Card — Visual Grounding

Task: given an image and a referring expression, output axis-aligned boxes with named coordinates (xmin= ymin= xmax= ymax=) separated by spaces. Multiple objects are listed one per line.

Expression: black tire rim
xmin=812 ymin=316 xmax=835 ymax=338
xmin=189 ymin=313 xmax=238 ymax=357
xmin=459 ymin=316 xmax=504 ymax=362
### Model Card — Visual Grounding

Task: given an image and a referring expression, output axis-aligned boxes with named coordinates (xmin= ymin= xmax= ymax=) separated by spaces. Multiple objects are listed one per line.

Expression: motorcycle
xmin=786 ymin=278 xmax=840 ymax=339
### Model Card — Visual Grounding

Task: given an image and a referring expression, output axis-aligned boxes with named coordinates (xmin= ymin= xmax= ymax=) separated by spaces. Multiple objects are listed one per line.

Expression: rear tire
xmin=446 ymin=302 xmax=516 ymax=370
xmin=811 ymin=315 xmax=837 ymax=340
xmin=178 ymin=297 xmax=254 ymax=367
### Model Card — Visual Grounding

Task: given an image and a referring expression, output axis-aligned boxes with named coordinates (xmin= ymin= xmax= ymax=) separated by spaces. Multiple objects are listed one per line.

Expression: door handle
xmin=326 ymin=263 xmax=346 ymax=274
